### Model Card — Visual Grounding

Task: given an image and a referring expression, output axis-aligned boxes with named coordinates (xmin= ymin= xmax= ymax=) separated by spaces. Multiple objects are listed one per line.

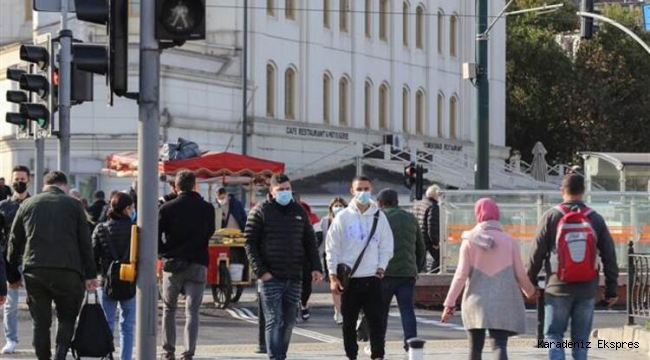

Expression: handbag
xmin=336 ymin=212 xmax=380 ymax=290
xmin=103 ymin=228 xmax=136 ymax=301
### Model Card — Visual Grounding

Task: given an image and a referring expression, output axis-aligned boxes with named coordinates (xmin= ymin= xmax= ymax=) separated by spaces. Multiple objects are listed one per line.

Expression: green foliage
xmin=506 ymin=3 xmax=650 ymax=164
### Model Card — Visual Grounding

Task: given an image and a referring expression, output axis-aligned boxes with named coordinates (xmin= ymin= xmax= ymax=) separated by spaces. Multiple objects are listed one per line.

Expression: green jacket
xmin=383 ymin=206 xmax=426 ymax=277
xmin=7 ymin=186 xmax=96 ymax=282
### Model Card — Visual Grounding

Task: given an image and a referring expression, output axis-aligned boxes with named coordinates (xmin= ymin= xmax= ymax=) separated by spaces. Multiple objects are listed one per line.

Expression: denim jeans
xmin=3 ymin=287 xmax=19 ymax=343
xmin=101 ymin=289 xmax=136 ymax=360
xmin=259 ymin=278 xmax=302 ymax=360
xmin=381 ymin=277 xmax=417 ymax=350
xmin=544 ymin=293 xmax=595 ymax=360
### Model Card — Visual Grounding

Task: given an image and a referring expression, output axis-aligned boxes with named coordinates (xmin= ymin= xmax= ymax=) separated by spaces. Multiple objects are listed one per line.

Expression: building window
xmin=267 ymin=0 xmax=275 ymax=16
xmin=450 ymin=95 xmax=458 ymax=139
xmin=437 ymin=93 xmax=444 ymax=136
xmin=365 ymin=0 xmax=372 ymax=38
xmin=379 ymin=0 xmax=389 ymax=41
xmin=324 ymin=0 xmax=331 ymax=28
xmin=437 ymin=10 xmax=444 ymax=54
xmin=339 ymin=76 xmax=350 ymax=126
xmin=402 ymin=87 xmax=409 ymax=133
xmin=340 ymin=0 xmax=349 ymax=33
xmin=323 ymin=73 xmax=332 ymax=124
xmin=285 ymin=67 xmax=296 ymax=120
xmin=379 ymin=83 xmax=389 ymax=130
xmin=365 ymin=80 xmax=372 ymax=129
xmin=286 ymin=0 xmax=295 ymax=20
xmin=450 ymin=15 xmax=458 ymax=57
xmin=415 ymin=5 xmax=424 ymax=49
xmin=25 ymin=0 xmax=33 ymax=20
xmin=416 ymin=90 xmax=425 ymax=135
xmin=266 ymin=63 xmax=276 ymax=117
xmin=403 ymin=2 xmax=409 ymax=47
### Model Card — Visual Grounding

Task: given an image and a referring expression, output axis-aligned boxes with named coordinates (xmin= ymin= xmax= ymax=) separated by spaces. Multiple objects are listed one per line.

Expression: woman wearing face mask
xmin=92 ymin=192 xmax=137 ymax=360
xmin=441 ymin=198 xmax=537 ymax=360
xmin=318 ymin=197 xmax=348 ymax=324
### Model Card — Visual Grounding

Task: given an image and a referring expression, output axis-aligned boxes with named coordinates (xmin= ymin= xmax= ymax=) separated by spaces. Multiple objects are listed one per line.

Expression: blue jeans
xmin=381 ymin=277 xmax=417 ymax=350
xmin=544 ymin=293 xmax=595 ymax=360
xmin=3 ymin=287 xmax=19 ymax=343
xmin=102 ymin=290 xmax=136 ymax=360
xmin=259 ymin=278 xmax=302 ymax=360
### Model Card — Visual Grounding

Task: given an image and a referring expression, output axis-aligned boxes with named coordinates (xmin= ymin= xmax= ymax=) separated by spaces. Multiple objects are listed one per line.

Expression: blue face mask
xmin=355 ymin=191 xmax=372 ymax=205
xmin=275 ymin=190 xmax=293 ymax=206
xmin=130 ymin=209 xmax=137 ymax=222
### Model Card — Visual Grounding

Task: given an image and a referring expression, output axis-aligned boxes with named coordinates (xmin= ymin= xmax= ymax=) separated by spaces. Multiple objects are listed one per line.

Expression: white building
xmin=0 ymin=0 xmax=544 ymax=200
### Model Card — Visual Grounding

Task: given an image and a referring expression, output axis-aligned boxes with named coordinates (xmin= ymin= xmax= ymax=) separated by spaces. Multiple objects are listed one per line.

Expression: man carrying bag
xmin=326 ymin=176 xmax=394 ymax=360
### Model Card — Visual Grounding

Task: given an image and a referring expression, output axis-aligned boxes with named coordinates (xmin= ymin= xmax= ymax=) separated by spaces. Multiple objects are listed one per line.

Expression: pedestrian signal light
xmin=120 ymin=224 xmax=139 ymax=283
xmin=156 ymin=0 xmax=206 ymax=41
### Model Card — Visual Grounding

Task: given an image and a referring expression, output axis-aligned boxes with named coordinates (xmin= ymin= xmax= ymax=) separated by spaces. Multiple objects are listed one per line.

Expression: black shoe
xmin=54 ymin=345 xmax=68 ymax=360
xmin=161 ymin=353 xmax=176 ymax=360
xmin=301 ymin=306 xmax=310 ymax=320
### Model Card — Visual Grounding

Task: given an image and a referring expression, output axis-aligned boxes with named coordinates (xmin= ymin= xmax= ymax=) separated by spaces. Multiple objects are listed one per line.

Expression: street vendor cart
xmin=104 ymin=150 xmax=285 ymax=309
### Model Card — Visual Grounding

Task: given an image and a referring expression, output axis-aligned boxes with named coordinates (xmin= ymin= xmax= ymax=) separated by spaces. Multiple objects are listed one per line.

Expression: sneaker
xmin=161 ymin=353 xmax=175 ymax=360
xmin=1 ymin=341 xmax=17 ymax=354
xmin=333 ymin=310 xmax=343 ymax=325
xmin=301 ymin=306 xmax=310 ymax=320
xmin=364 ymin=345 xmax=372 ymax=356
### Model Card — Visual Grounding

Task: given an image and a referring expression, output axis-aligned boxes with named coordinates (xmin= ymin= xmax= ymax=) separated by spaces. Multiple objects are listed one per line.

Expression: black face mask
xmin=12 ymin=182 xmax=27 ymax=194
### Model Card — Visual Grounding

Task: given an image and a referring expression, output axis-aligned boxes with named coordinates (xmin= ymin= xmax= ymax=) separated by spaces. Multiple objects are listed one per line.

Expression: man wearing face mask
xmin=0 ymin=166 xmax=30 ymax=354
xmin=216 ymin=187 xmax=247 ymax=231
xmin=244 ymin=173 xmax=323 ymax=360
xmin=325 ymin=176 xmax=394 ymax=360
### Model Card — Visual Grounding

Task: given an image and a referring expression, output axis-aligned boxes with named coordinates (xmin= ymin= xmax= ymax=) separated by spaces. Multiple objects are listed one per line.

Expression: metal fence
xmin=439 ymin=190 xmax=650 ymax=273
xmin=628 ymin=242 xmax=650 ymax=325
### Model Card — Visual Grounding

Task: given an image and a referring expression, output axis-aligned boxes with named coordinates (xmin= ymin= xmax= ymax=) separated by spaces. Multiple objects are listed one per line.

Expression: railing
xmin=628 ymin=241 xmax=650 ymax=325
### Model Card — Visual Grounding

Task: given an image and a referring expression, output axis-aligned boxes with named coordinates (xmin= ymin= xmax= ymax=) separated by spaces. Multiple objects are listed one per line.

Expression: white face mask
xmin=218 ymin=198 xmax=228 ymax=206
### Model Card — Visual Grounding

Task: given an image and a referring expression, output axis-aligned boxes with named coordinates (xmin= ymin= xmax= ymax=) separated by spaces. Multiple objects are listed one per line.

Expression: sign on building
xmin=644 ymin=4 xmax=650 ymax=32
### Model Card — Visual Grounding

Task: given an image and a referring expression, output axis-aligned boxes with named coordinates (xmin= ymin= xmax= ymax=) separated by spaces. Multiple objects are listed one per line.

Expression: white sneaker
xmin=364 ymin=345 xmax=372 ymax=356
xmin=2 ymin=340 xmax=17 ymax=354
xmin=333 ymin=309 xmax=343 ymax=324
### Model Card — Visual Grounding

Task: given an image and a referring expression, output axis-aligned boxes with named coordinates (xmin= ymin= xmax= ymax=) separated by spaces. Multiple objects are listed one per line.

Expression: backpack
xmin=551 ymin=204 xmax=598 ymax=283
xmin=103 ymin=225 xmax=136 ymax=301
xmin=71 ymin=292 xmax=115 ymax=359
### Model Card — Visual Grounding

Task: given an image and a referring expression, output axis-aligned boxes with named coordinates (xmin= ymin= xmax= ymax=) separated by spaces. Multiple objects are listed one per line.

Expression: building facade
xmin=1 ymin=0 xmax=540 ymax=200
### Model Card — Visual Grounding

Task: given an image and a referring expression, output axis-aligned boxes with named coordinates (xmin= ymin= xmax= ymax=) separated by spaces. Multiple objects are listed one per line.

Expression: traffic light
xmin=404 ymin=162 xmax=416 ymax=190
xmin=19 ymin=42 xmax=55 ymax=134
xmin=156 ymin=0 xmax=206 ymax=42
xmin=414 ymin=164 xmax=428 ymax=201
xmin=5 ymin=68 xmax=30 ymax=136
xmin=73 ymin=0 xmax=128 ymax=102
xmin=581 ymin=0 xmax=594 ymax=39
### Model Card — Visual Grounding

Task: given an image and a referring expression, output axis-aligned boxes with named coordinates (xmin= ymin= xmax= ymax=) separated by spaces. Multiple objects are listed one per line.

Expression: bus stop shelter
xmin=579 ymin=152 xmax=650 ymax=192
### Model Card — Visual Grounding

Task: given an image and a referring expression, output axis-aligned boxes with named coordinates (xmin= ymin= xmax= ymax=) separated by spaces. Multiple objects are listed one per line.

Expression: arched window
xmin=437 ymin=93 xmax=444 ymax=136
xmin=402 ymin=86 xmax=409 ymax=132
xmin=450 ymin=95 xmax=458 ymax=139
xmin=340 ymin=0 xmax=349 ymax=32
xmin=364 ymin=80 xmax=373 ymax=129
xmin=339 ymin=76 xmax=350 ymax=126
xmin=437 ymin=10 xmax=444 ymax=54
xmin=450 ymin=15 xmax=458 ymax=57
xmin=415 ymin=5 xmax=425 ymax=49
xmin=403 ymin=1 xmax=410 ymax=47
xmin=285 ymin=0 xmax=295 ymax=20
xmin=266 ymin=63 xmax=276 ymax=117
xmin=267 ymin=0 xmax=275 ymax=16
xmin=323 ymin=73 xmax=332 ymax=124
xmin=379 ymin=83 xmax=389 ymax=130
xmin=284 ymin=67 xmax=296 ymax=120
xmin=365 ymin=0 xmax=372 ymax=38
xmin=379 ymin=0 xmax=389 ymax=41
xmin=323 ymin=0 xmax=331 ymax=28
xmin=416 ymin=90 xmax=425 ymax=135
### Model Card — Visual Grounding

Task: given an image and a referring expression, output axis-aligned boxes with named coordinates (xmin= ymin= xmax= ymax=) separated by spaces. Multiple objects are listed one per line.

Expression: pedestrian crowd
xmin=0 ymin=166 xmax=619 ymax=360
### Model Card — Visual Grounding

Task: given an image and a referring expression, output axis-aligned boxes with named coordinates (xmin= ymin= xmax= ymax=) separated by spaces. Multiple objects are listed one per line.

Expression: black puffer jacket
xmin=245 ymin=199 xmax=322 ymax=280
xmin=92 ymin=216 xmax=133 ymax=279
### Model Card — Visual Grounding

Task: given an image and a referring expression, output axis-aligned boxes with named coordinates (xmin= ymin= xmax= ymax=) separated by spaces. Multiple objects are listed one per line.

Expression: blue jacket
xmin=224 ymin=194 xmax=247 ymax=231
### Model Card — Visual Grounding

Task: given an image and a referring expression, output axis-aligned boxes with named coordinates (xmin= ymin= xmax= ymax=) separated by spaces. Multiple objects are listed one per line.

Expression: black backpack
xmin=71 ymin=292 xmax=114 ymax=359
xmin=103 ymin=225 xmax=136 ymax=301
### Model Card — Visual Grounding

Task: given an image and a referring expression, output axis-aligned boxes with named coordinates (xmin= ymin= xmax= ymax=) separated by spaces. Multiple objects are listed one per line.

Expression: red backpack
xmin=552 ymin=204 xmax=598 ymax=283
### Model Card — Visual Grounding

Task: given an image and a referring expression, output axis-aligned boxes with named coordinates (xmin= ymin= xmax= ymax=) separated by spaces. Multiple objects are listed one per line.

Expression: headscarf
xmin=474 ymin=197 xmax=500 ymax=223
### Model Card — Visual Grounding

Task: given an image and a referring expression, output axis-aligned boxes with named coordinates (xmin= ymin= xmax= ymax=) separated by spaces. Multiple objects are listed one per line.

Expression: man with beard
xmin=0 ymin=166 xmax=30 ymax=354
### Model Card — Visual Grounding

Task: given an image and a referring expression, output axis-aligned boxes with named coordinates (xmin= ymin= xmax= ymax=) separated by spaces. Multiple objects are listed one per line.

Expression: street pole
xmin=58 ymin=0 xmax=72 ymax=174
xmin=136 ymin=0 xmax=160 ymax=357
xmin=241 ymin=0 xmax=249 ymax=205
xmin=35 ymin=138 xmax=44 ymax=193
xmin=475 ymin=0 xmax=490 ymax=190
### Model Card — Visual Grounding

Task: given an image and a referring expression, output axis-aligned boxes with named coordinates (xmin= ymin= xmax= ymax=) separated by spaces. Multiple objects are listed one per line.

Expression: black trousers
xmin=468 ymin=328 xmax=511 ymax=360
xmin=427 ymin=244 xmax=441 ymax=273
xmin=23 ymin=268 xmax=85 ymax=360
xmin=301 ymin=265 xmax=312 ymax=307
xmin=341 ymin=276 xmax=385 ymax=359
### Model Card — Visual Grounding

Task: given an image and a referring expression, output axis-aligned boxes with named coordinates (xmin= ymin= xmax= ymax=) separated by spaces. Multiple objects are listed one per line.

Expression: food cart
xmin=104 ymin=151 xmax=285 ymax=308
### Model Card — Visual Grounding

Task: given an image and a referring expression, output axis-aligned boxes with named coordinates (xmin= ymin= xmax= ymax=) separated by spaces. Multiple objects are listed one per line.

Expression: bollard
xmin=536 ymin=275 xmax=546 ymax=345
xmin=627 ymin=241 xmax=635 ymax=326
xmin=256 ymin=281 xmax=267 ymax=354
xmin=407 ymin=338 xmax=426 ymax=360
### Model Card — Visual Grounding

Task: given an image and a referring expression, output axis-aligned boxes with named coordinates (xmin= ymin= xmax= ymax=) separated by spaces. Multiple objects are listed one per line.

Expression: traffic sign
xmin=34 ymin=0 xmax=76 ymax=12
xmin=644 ymin=4 xmax=650 ymax=32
